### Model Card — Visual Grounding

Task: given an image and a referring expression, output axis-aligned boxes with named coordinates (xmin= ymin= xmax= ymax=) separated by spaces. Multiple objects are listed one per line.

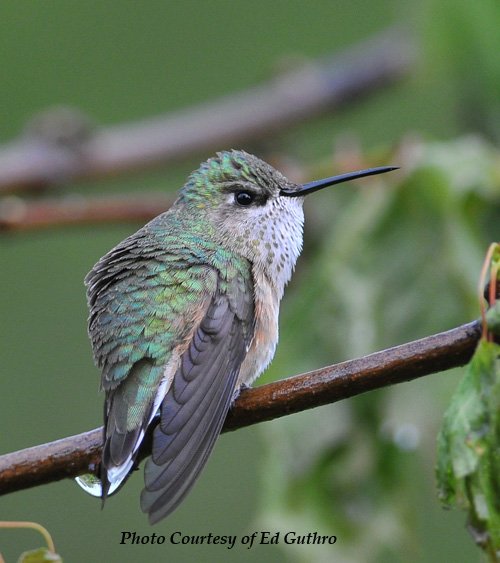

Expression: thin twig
xmin=0 ymin=28 xmax=414 ymax=194
xmin=0 ymin=320 xmax=480 ymax=496
xmin=0 ymin=521 xmax=56 ymax=553
xmin=0 ymin=194 xmax=172 ymax=232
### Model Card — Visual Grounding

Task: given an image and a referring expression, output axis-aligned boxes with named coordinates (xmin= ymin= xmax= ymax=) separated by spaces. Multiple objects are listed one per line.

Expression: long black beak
xmin=280 ymin=166 xmax=398 ymax=197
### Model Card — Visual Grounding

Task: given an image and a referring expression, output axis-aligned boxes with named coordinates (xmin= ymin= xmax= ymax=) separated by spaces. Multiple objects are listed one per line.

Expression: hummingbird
xmin=81 ymin=150 xmax=396 ymax=524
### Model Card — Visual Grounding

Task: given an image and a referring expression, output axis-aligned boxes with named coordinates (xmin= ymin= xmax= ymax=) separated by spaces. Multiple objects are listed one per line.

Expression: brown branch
xmin=0 ymin=27 xmax=414 ymax=194
xmin=0 ymin=194 xmax=172 ymax=232
xmin=0 ymin=320 xmax=481 ymax=496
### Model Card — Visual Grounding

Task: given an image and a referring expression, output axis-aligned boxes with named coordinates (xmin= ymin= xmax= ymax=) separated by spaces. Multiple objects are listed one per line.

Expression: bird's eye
xmin=234 ymin=191 xmax=255 ymax=206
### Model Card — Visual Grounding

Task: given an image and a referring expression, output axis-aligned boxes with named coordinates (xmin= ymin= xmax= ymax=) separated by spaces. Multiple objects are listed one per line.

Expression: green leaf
xmin=437 ymin=339 xmax=500 ymax=559
xmin=486 ymin=302 xmax=500 ymax=337
xmin=17 ymin=547 xmax=62 ymax=563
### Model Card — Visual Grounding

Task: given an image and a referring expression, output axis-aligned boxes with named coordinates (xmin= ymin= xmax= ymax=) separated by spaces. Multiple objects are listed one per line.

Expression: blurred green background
xmin=1 ymin=1 xmax=500 ymax=561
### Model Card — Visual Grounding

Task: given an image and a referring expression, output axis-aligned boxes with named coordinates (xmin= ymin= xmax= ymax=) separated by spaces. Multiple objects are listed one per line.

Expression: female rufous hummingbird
xmin=81 ymin=150 xmax=396 ymax=524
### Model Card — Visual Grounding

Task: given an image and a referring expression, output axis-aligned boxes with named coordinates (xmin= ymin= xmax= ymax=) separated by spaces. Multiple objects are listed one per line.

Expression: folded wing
xmin=141 ymin=279 xmax=254 ymax=524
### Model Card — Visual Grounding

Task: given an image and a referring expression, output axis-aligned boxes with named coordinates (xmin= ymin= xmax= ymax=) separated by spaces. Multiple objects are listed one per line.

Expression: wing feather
xmin=85 ymin=222 xmax=254 ymax=511
xmin=85 ymin=228 xmax=222 ymax=497
xmin=140 ymin=278 xmax=254 ymax=524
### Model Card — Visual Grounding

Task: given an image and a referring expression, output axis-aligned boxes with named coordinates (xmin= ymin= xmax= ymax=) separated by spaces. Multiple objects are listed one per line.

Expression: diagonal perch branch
xmin=0 ymin=320 xmax=481 ymax=496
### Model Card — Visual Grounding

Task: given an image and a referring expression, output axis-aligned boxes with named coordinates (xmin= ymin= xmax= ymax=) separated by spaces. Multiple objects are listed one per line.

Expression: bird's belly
xmin=236 ymin=272 xmax=279 ymax=388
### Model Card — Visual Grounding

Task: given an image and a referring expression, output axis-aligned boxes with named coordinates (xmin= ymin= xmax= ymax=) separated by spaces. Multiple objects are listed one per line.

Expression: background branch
xmin=0 ymin=320 xmax=481 ymax=496
xmin=0 ymin=28 xmax=414 ymax=194
xmin=0 ymin=194 xmax=172 ymax=232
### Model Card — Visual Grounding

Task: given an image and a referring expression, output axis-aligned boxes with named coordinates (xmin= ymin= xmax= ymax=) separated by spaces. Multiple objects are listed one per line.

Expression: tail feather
xmin=100 ymin=360 xmax=168 ymax=501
